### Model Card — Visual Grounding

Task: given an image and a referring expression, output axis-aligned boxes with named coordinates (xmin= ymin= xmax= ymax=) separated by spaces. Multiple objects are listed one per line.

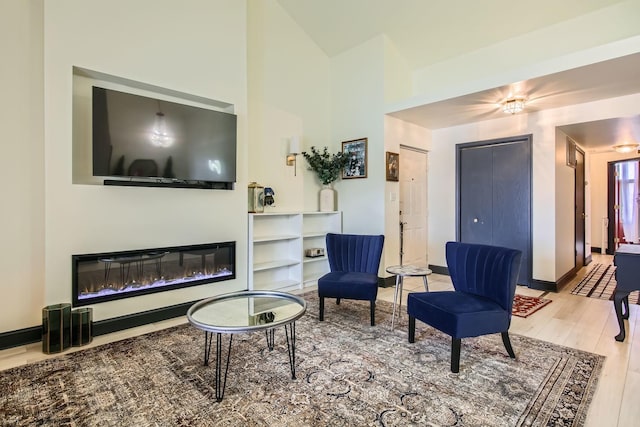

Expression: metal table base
xmin=386 ymin=265 xmax=432 ymax=330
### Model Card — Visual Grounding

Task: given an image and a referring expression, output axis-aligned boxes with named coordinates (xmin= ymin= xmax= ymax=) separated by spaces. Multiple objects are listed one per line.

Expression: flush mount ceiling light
xmin=502 ymin=96 xmax=527 ymax=114
xmin=612 ymin=142 xmax=639 ymax=153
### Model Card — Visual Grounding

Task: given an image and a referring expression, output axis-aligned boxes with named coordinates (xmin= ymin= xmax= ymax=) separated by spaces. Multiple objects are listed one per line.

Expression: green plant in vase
xmin=302 ymin=146 xmax=350 ymax=212
xmin=301 ymin=146 xmax=350 ymax=186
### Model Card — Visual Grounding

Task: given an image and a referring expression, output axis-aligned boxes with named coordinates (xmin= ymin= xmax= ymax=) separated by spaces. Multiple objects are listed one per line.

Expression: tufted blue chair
xmin=318 ymin=233 xmax=385 ymax=326
xmin=408 ymin=241 xmax=522 ymax=373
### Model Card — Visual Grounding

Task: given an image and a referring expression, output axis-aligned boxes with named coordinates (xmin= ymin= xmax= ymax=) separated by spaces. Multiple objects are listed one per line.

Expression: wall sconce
xmin=286 ymin=136 xmax=300 ymax=176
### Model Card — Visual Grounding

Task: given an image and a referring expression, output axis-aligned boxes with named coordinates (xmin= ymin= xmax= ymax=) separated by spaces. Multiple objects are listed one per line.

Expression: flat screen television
xmin=92 ymin=86 xmax=237 ymax=189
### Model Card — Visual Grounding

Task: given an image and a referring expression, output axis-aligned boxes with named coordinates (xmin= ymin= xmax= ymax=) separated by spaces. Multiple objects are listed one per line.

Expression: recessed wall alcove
xmin=71 ymin=66 xmax=237 ymax=187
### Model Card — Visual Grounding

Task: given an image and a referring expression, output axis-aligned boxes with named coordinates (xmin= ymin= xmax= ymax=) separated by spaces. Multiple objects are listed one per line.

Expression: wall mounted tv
xmin=92 ymin=86 xmax=237 ymax=189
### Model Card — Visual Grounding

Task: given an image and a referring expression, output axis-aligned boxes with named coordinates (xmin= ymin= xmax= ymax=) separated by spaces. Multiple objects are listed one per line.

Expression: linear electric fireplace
xmin=72 ymin=242 xmax=235 ymax=307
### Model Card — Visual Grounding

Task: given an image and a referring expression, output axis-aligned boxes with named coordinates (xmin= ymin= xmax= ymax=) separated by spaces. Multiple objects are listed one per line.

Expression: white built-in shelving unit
xmin=248 ymin=211 xmax=342 ymax=292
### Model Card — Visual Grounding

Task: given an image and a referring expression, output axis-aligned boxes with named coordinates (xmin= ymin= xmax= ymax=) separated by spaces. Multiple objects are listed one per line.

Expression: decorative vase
xmin=319 ymin=185 xmax=335 ymax=212
xmin=42 ymin=303 xmax=72 ymax=354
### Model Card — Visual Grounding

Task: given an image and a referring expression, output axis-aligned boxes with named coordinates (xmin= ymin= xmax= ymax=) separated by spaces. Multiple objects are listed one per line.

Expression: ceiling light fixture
xmin=502 ymin=96 xmax=527 ymax=114
xmin=612 ymin=142 xmax=639 ymax=153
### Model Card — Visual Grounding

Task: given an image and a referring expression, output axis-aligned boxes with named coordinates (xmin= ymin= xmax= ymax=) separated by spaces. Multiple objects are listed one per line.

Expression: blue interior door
xmin=460 ymin=146 xmax=493 ymax=244
xmin=458 ymin=137 xmax=532 ymax=287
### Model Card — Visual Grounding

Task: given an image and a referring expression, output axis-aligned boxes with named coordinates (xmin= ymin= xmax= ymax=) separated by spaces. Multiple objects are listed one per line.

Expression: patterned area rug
xmin=571 ymin=263 xmax=640 ymax=304
xmin=512 ymin=294 xmax=552 ymax=318
xmin=0 ymin=295 xmax=603 ymax=426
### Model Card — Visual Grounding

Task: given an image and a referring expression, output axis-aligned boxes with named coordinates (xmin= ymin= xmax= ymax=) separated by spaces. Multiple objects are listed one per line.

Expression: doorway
xmin=456 ymin=135 xmax=532 ymax=287
xmin=607 ymin=157 xmax=640 ymax=253
xmin=575 ymin=147 xmax=586 ymax=269
xmin=399 ymin=146 xmax=428 ymax=267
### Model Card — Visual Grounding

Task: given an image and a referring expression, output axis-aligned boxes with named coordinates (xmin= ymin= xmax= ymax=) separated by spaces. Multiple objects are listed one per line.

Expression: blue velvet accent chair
xmin=408 ymin=241 xmax=522 ymax=373
xmin=318 ymin=233 xmax=385 ymax=326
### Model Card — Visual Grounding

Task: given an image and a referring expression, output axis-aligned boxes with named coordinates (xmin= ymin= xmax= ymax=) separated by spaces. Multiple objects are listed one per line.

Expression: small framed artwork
xmin=386 ymin=151 xmax=399 ymax=181
xmin=342 ymin=138 xmax=367 ymax=179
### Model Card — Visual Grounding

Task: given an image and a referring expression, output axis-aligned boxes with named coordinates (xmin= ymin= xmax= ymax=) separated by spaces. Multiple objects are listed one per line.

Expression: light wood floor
xmin=1 ymin=254 xmax=637 ymax=426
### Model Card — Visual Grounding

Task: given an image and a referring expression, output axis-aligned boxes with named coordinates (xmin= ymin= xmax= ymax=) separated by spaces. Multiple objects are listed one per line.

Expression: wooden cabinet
xmin=248 ymin=212 xmax=341 ymax=292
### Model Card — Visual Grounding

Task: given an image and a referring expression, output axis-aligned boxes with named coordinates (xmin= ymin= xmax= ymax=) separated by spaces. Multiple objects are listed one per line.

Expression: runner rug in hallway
xmin=0 ymin=294 xmax=603 ymax=426
xmin=571 ymin=262 xmax=640 ymax=304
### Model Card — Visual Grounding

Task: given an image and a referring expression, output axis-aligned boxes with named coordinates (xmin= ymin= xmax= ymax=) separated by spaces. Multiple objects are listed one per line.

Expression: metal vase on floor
xmin=42 ymin=303 xmax=72 ymax=354
xmin=72 ymin=307 xmax=93 ymax=347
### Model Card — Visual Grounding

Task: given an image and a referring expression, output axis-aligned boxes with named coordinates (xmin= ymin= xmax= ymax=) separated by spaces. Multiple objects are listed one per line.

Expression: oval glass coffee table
xmin=187 ymin=290 xmax=306 ymax=401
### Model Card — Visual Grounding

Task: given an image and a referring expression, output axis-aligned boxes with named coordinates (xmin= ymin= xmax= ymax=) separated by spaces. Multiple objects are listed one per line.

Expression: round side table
xmin=385 ymin=265 xmax=432 ymax=330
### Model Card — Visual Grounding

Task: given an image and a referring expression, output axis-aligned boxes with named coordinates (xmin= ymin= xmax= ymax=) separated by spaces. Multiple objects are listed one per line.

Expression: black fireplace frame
xmin=72 ymin=241 xmax=236 ymax=307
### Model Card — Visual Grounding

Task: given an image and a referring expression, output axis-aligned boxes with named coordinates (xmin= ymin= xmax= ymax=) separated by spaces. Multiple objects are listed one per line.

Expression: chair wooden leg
xmin=501 ymin=332 xmax=516 ymax=359
xmin=336 ymin=298 xmax=341 ymax=305
xmin=451 ymin=338 xmax=461 ymax=373
xmin=370 ymin=301 xmax=375 ymax=326
xmin=319 ymin=297 xmax=325 ymax=321
xmin=408 ymin=316 xmax=416 ymax=343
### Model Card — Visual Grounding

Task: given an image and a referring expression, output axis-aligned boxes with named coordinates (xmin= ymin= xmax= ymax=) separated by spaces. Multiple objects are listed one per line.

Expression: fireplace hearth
xmin=72 ymin=242 xmax=235 ymax=306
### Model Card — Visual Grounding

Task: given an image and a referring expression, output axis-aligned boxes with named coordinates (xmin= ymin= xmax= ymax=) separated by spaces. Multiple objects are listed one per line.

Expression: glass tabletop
xmin=187 ymin=290 xmax=306 ymax=333
xmin=385 ymin=265 xmax=432 ymax=276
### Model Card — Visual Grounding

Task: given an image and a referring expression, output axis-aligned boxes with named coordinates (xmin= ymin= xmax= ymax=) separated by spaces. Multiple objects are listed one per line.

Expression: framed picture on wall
xmin=386 ymin=151 xmax=399 ymax=181
xmin=342 ymin=138 xmax=367 ymax=179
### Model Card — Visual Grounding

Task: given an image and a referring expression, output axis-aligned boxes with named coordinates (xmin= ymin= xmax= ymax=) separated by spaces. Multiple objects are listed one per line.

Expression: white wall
xmin=381 ymin=37 xmax=430 ymax=270
xmin=34 ymin=0 xmax=249 ymax=325
xmin=0 ymin=0 xmax=45 ymax=332
xmin=247 ymin=0 xmax=331 ymax=213
xmin=330 ymin=37 xmax=386 ymax=235
xmin=555 ymin=129 xmax=576 ymax=278
xmin=410 ymin=1 xmax=640 ymax=102
xmin=383 ymin=37 xmax=412 ymax=105
xmin=383 ymin=116 xmax=431 ymax=267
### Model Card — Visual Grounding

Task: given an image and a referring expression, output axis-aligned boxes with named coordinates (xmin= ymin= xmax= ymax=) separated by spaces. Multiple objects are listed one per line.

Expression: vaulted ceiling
xmin=276 ymin=0 xmax=640 ymax=151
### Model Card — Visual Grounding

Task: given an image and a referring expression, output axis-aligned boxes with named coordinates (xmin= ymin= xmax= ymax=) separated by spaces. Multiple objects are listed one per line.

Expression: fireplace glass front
xmin=72 ymin=242 xmax=235 ymax=306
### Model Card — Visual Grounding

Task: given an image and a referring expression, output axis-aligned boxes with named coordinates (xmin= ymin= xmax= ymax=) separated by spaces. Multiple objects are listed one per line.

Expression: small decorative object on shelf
xmin=264 ymin=187 xmax=275 ymax=207
xmin=305 ymin=248 xmax=325 ymax=258
xmin=248 ymin=182 xmax=264 ymax=213
xmin=302 ymin=146 xmax=350 ymax=212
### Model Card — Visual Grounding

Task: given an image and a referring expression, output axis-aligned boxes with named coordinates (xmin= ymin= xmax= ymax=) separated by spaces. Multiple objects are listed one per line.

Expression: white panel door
xmin=399 ymin=147 xmax=428 ymax=266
